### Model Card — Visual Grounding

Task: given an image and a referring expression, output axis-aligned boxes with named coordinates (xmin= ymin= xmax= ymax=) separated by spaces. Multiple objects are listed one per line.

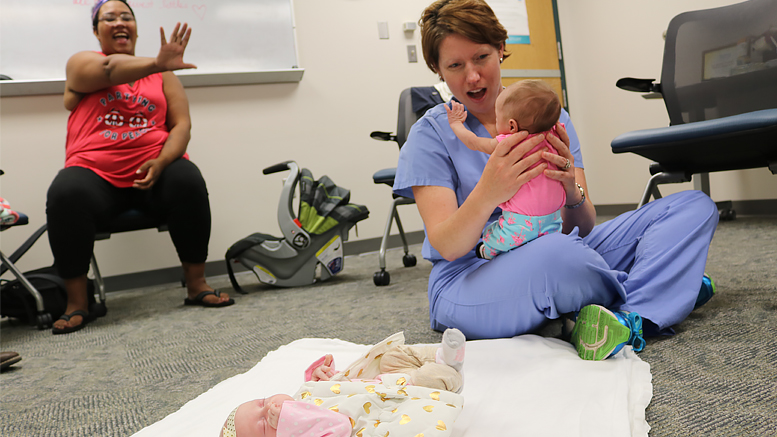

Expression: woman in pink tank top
xmin=48 ymin=0 xmax=233 ymax=335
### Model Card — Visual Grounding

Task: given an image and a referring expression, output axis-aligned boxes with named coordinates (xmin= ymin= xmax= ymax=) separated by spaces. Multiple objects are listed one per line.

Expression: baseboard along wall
xmin=102 ymin=199 xmax=776 ymax=292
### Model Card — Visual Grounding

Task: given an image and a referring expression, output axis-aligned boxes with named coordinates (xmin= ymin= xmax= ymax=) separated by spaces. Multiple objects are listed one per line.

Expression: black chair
xmin=370 ymin=86 xmax=445 ymax=286
xmin=0 ymin=208 xmax=168 ymax=326
xmin=0 ymin=211 xmax=55 ymax=329
xmin=610 ymin=0 xmax=777 ymax=217
xmin=89 ymin=209 xmax=170 ymax=312
xmin=1 ymin=160 xmax=170 ymax=323
xmin=1 ymin=169 xmax=58 ymax=329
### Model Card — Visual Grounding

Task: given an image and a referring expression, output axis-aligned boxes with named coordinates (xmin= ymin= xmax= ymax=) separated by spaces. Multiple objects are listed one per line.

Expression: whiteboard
xmin=0 ymin=0 xmax=302 ymax=95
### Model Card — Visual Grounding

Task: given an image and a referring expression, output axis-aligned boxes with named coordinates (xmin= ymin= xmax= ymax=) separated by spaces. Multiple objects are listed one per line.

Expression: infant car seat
xmin=225 ymin=161 xmax=369 ymax=290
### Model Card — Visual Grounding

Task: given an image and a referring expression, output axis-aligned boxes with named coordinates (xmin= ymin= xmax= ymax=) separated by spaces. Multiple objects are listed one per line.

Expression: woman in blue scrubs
xmin=394 ymin=0 xmax=718 ymax=353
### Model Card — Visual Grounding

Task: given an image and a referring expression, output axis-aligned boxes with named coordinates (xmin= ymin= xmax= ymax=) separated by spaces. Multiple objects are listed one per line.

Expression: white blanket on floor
xmin=132 ymin=335 xmax=652 ymax=437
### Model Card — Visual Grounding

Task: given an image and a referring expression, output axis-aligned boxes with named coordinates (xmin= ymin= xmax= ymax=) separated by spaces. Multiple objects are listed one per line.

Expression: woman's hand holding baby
xmin=542 ymin=122 xmax=576 ymax=194
xmin=480 ymin=132 xmax=547 ymax=206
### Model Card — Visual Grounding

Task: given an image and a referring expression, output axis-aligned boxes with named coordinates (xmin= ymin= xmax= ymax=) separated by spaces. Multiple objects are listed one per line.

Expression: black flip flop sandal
xmin=52 ymin=310 xmax=92 ymax=335
xmin=184 ymin=290 xmax=235 ymax=308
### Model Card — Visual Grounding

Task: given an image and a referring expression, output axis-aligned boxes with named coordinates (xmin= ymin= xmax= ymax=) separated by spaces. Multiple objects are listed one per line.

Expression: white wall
xmin=1 ymin=0 xmax=775 ymax=278
xmin=0 ymin=0 xmax=436 ymax=276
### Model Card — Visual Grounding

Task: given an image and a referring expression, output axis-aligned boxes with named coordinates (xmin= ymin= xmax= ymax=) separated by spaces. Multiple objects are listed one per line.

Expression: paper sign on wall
xmin=487 ymin=0 xmax=531 ymax=45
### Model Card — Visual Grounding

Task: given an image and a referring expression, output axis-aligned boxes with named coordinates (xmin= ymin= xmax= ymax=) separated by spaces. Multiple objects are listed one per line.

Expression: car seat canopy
xmin=298 ymin=169 xmax=368 ymax=234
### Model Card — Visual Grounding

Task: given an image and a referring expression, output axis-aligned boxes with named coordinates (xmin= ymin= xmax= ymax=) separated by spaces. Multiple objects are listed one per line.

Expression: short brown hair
xmin=420 ymin=0 xmax=510 ymax=74
xmin=500 ymin=80 xmax=561 ymax=134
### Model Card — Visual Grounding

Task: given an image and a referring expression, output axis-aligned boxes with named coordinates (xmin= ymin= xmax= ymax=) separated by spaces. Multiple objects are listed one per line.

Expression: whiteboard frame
xmin=0 ymin=0 xmax=303 ymax=97
xmin=0 ymin=69 xmax=305 ymax=97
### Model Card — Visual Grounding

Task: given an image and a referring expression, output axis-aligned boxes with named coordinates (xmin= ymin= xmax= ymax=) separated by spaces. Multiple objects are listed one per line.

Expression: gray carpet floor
xmin=1 ymin=214 xmax=776 ymax=436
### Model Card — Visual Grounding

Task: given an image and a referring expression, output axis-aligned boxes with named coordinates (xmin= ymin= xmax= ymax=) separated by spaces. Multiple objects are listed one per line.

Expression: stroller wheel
xmin=402 ymin=254 xmax=417 ymax=268
xmin=373 ymin=270 xmax=391 ymax=286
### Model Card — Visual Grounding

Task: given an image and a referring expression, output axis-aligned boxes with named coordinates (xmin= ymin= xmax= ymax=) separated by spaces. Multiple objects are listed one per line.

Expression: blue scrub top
xmin=393 ymin=102 xmax=584 ymax=263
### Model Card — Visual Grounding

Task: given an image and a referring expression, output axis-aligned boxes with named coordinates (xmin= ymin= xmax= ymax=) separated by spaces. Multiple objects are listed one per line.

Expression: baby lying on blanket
xmin=220 ymin=329 xmax=466 ymax=437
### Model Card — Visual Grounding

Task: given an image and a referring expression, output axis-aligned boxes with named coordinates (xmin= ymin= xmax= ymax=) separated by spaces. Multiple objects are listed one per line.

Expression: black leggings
xmin=46 ymin=159 xmax=211 ymax=279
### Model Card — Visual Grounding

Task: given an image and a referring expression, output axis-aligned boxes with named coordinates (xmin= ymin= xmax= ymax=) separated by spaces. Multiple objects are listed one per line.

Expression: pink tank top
xmin=65 ymin=61 xmax=187 ymax=187
xmin=497 ymin=126 xmax=566 ymax=216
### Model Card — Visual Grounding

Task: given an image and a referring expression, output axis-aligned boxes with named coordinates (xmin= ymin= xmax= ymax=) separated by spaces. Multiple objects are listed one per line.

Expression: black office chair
xmin=610 ymin=0 xmax=777 ymax=217
xmin=371 ymin=86 xmax=445 ymax=286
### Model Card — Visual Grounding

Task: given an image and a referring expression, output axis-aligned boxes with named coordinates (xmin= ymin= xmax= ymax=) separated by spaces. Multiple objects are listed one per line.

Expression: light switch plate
xmin=378 ymin=22 xmax=389 ymax=39
xmin=407 ymin=45 xmax=418 ymax=63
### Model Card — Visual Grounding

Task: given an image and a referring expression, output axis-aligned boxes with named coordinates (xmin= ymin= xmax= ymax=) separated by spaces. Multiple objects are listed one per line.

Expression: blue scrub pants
xmin=428 ymin=190 xmax=719 ymax=340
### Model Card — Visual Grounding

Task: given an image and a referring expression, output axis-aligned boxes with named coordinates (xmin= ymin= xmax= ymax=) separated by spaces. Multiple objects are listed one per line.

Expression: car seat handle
xmin=263 ymin=161 xmax=294 ymax=175
xmin=270 ymin=161 xmax=311 ymax=249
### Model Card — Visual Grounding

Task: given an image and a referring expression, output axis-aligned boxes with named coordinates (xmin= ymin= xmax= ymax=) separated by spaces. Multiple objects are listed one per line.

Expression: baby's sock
xmin=436 ymin=328 xmax=465 ymax=372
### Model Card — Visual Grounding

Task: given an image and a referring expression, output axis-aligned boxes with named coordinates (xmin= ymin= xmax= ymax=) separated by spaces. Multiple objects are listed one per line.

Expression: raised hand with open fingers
xmin=445 ymin=101 xmax=468 ymax=124
xmin=156 ymin=22 xmax=197 ymax=72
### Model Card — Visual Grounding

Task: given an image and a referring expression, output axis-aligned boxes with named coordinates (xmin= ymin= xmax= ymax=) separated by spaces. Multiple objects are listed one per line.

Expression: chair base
xmin=374 ymin=196 xmax=417 ymax=286
xmin=639 ymin=171 xmax=741 ymax=222
xmin=0 ymin=249 xmax=54 ymax=330
xmin=638 ymin=170 xmax=692 ymax=209
xmin=0 ymin=223 xmax=55 ymax=330
xmin=90 ymin=209 xmax=172 ymax=303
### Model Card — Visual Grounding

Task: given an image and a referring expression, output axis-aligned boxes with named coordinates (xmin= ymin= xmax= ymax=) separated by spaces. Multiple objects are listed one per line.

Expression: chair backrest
xmin=661 ymin=0 xmax=777 ymax=125
xmin=396 ymin=86 xmax=445 ymax=148
xmin=396 ymin=88 xmax=416 ymax=148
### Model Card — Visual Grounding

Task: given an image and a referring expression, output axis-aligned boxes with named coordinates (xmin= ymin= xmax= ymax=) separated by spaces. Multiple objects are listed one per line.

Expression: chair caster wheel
xmin=89 ymin=302 xmax=108 ymax=318
xmin=36 ymin=313 xmax=52 ymax=330
xmin=719 ymin=209 xmax=736 ymax=221
xmin=402 ymin=254 xmax=417 ymax=267
xmin=373 ymin=270 xmax=391 ymax=286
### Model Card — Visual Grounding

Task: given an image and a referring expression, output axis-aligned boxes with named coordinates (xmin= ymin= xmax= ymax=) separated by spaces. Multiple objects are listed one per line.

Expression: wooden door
xmin=500 ymin=0 xmax=568 ymax=110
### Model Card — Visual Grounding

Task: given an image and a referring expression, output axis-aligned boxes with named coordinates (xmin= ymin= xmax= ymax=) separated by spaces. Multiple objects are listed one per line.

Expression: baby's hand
xmin=311 ymin=354 xmax=335 ymax=381
xmin=446 ymin=101 xmax=468 ymax=124
xmin=267 ymin=400 xmax=283 ymax=429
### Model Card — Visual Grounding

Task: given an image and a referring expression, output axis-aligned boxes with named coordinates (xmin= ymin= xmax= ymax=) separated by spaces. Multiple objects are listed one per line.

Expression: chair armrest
xmin=616 ymin=77 xmax=662 ymax=94
xmin=370 ymin=131 xmax=397 ymax=142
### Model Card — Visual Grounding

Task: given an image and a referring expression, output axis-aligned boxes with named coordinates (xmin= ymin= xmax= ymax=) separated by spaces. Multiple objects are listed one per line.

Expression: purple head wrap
xmin=91 ymin=0 xmax=112 ymax=22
